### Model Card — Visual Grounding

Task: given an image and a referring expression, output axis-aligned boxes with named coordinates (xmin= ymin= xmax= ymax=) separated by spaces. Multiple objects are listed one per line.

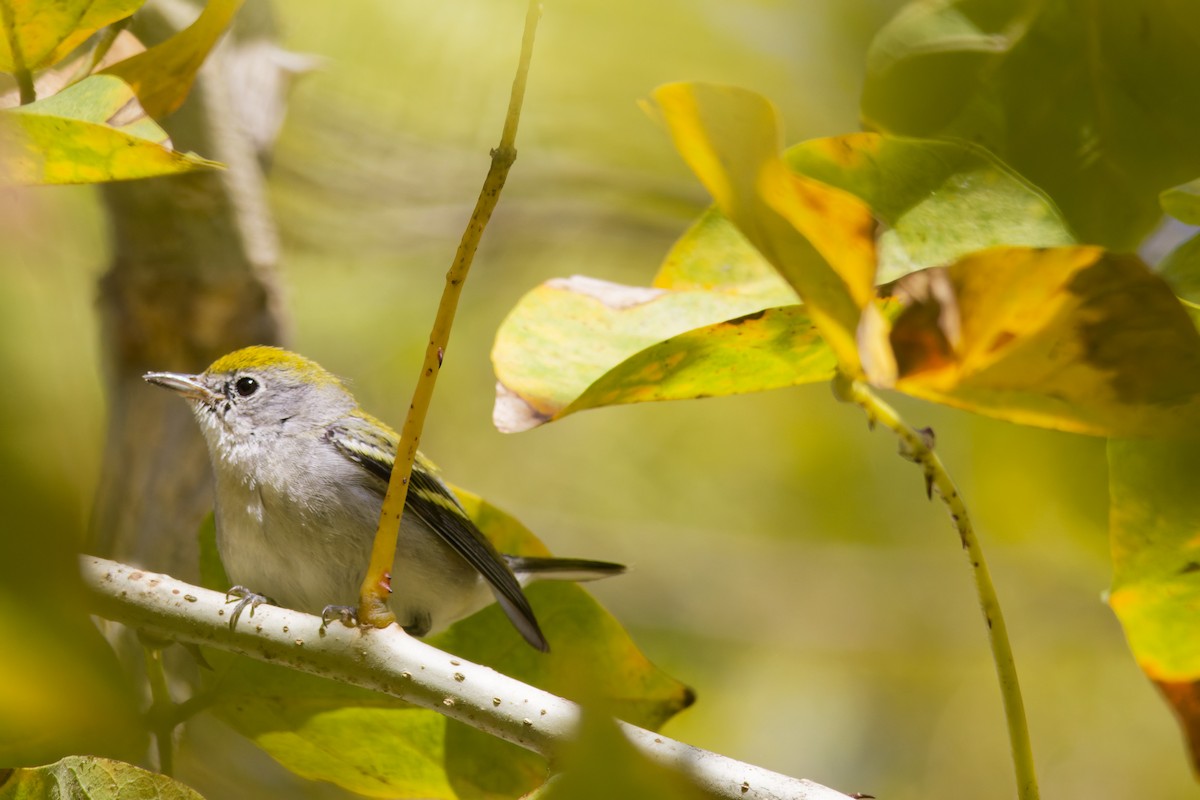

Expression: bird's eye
xmin=234 ymin=376 xmax=259 ymax=398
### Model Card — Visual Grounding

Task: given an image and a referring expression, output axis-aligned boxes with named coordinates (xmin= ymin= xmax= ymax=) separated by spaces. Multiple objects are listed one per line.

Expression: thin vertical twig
xmin=357 ymin=1 xmax=543 ymax=626
xmin=834 ymin=376 xmax=1039 ymax=800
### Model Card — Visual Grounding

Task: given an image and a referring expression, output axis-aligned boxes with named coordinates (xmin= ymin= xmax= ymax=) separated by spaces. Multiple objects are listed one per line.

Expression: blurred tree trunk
xmin=90 ymin=0 xmax=292 ymax=580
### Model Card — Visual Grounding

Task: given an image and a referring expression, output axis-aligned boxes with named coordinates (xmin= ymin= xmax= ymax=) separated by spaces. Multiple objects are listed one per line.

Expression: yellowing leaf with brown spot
xmin=490 ymin=269 xmax=835 ymax=434
xmin=0 ymin=0 xmax=143 ymax=72
xmin=877 ymin=246 xmax=1200 ymax=437
xmin=492 ymin=275 xmax=800 ymax=433
xmin=1109 ymin=438 xmax=1200 ymax=771
xmin=651 ymin=82 xmax=877 ymax=375
xmin=560 ymin=305 xmax=836 ymax=416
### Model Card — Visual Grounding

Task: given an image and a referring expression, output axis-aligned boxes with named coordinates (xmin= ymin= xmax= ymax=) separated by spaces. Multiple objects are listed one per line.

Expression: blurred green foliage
xmin=861 ymin=0 xmax=1200 ymax=251
xmin=2 ymin=1 xmax=1197 ymax=799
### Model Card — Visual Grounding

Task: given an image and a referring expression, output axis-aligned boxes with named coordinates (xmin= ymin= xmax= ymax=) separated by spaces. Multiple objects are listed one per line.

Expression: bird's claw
xmin=319 ymin=604 xmax=358 ymax=634
xmin=225 ymin=585 xmax=275 ymax=630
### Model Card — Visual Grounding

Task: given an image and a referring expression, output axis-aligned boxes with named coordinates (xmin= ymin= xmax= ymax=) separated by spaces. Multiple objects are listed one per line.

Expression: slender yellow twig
xmin=357 ymin=0 xmax=543 ymax=627
xmin=833 ymin=375 xmax=1039 ymax=800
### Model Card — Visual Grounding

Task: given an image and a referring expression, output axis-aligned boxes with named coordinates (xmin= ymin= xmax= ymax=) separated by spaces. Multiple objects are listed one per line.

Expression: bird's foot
xmin=225 ymin=585 xmax=275 ymax=630
xmin=320 ymin=604 xmax=358 ymax=634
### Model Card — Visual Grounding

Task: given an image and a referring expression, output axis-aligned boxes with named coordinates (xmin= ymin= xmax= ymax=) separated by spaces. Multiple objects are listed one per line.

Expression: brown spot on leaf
xmin=1070 ymin=254 xmax=1200 ymax=406
xmin=987 ymin=330 xmax=1017 ymax=353
xmin=725 ymin=309 xmax=767 ymax=326
xmin=889 ymin=268 xmax=961 ymax=378
xmin=1156 ymin=679 xmax=1200 ymax=773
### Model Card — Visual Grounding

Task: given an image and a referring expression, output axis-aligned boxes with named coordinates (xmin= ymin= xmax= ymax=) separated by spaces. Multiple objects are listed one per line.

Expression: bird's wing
xmin=325 ymin=413 xmax=548 ymax=651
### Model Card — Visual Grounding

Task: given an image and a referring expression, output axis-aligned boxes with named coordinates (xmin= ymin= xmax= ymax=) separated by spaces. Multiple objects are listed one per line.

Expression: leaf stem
xmin=833 ymin=375 xmax=1039 ymax=800
xmin=357 ymin=0 xmax=543 ymax=627
xmin=142 ymin=643 xmax=176 ymax=776
xmin=0 ymin=0 xmax=35 ymax=104
xmin=66 ymin=18 xmax=131 ymax=88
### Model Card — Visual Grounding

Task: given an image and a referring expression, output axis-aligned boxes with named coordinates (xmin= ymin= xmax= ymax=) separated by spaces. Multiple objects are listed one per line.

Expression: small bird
xmin=145 ymin=346 xmax=624 ymax=651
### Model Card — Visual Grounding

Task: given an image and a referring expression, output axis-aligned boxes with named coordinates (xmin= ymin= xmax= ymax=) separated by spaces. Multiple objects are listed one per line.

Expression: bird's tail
xmin=506 ymin=556 xmax=626 ymax=584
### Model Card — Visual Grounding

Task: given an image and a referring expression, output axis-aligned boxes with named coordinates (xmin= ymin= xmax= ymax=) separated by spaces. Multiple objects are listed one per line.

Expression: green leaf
xmin=0 ymin=74 xmax=220 ymax=184
xmin=0 ymin=0 xmax=143 ymax=72
xmin=207 ymin=665 xmax=455 ymax=799
xmin=0 ymin=756 xmax=202 ymax=800
xmin=101 ymin=0 xmax=245 ymax=118
xmin=197 ymin=513 xmax=228 ymax=591
xmin=870 ymin=246 xmax=1200 ymax=437
xmin=0 ymin=475 xmax=145 ymax=768
xmin=862 ymin=0 xmax=1200 ymax=250
xmin=0 ymin=605 xmax=144 ymax=767
xmin=1161 ymin=177 xmax=1200 ymax=227
xmin=1109 ymin=438 xmax=1200 ymax=771
xmin=651 ymin=206 xmax=797 ymax=301
xmin=785 ymin=133 xmax=1076 ymax=283
xmin=651 ymin=81 xmax=877 ymax=374
xmin=205 ymin=490 xmax=691 ymax=799
xmin=529 ymin=713 xmax=710 ymax=800
xmin=1156 ymin=231 xmax=1200 ymax=314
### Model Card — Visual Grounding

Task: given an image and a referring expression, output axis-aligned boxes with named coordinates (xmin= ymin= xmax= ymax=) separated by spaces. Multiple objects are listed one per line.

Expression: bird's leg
xmin=402 ymin=609 xmax=432 ymax=638
xmin=225 ymin=585 xmax=276 ymax=630
xmin=319 ymin=604 xmax=358 ymax=634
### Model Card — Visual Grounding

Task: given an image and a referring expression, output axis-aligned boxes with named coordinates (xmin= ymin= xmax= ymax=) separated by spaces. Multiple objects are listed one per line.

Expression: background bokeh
xmin=2 ymin=0 xmax=1193 ymax=797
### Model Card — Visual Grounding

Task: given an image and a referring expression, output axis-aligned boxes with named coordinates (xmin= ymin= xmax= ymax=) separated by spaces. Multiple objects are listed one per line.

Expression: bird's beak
xmin=143 ymin=371 xmax=223 ymax=406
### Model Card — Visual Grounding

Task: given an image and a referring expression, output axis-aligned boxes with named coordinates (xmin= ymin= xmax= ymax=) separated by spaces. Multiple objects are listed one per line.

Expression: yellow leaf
xmin=0 ymin=0 xmax=143 ymax=72
xmin=102 ymin=0 xmax=245 ymax=118
xmin=650 ymin=82 xmax=877 ymax=375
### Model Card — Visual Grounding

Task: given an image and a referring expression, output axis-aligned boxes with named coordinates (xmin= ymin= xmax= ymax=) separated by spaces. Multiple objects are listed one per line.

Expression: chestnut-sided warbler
xmin=145 ymin=346 xmax=623 ymax=651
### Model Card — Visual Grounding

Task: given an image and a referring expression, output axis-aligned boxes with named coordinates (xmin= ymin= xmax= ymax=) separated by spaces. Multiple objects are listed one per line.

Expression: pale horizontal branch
xmin=80 ymin=556 xmax=851 ymax=800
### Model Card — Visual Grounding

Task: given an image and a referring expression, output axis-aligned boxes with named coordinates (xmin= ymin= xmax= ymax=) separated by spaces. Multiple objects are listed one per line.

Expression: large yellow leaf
xmin=0 ymin=0 xmax=143 ymax=72
xmin=102 ymin=0 xmax=245 ymax=118
xmin=873 ymin=246 xmax=1200 ymax=437
xmin=651 ymin=82 xmax=877 ymax=374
